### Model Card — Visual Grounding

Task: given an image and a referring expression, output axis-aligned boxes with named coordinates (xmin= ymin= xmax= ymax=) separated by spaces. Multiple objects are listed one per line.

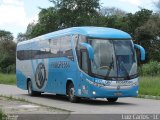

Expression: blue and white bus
xmin=16 ymin=27 xmax=145 ymax=103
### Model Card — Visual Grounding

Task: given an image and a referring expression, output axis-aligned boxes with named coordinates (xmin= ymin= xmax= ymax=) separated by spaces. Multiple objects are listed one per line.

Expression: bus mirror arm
xmin=80 ymin=43 xmax=94 ymax=60
xmin=134 ymin=44 xmax=145 ymax=61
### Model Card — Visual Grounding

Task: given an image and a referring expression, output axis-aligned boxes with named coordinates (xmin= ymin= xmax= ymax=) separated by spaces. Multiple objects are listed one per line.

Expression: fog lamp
xmin=93 ymin=91 xmax=96 ymax=95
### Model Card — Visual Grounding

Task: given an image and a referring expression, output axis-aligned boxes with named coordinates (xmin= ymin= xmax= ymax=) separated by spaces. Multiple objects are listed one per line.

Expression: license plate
xmin=114 ymin=92 xmax=122 ymax=96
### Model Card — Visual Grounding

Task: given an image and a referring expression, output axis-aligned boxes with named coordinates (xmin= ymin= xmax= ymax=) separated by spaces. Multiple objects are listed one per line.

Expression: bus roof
xmin=18 ymin=26 xmax=132 ymax=45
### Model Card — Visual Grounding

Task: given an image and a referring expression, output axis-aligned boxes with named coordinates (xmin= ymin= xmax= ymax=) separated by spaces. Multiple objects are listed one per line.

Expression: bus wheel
xmin=68 ymin=83 xmax=78 ymax=103
xmin=27 ymin=81 xmax=41 ymax=96
xmin=107 ymin=98 xmax=118 ymax=102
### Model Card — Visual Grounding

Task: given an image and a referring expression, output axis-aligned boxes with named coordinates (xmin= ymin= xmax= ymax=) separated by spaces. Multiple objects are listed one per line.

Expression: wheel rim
xmin=69 ymin=88 xmax=74 ymax=99
xmin=28 ymin=82 xmax=32 ymax=94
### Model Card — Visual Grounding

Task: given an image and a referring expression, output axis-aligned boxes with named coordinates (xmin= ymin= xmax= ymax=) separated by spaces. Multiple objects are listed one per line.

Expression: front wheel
xmin=107 ymin=98 xmax=118 ymax=102
xmin=68 ymin=83 xmax=79 ymax=103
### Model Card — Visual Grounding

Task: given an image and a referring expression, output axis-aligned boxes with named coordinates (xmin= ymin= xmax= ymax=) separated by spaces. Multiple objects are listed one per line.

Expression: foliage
xmin=139 ymin=61 xmax=160 ymax=76
xmin=126 ymin=9 xmax=153 ymax=38
xmin=0 ymin=30 xmax=16 ymax=73
xmin=0 ymin=30 xmax=13 ymax=41
xmin=25 ymin=0 xmax=101 ymax=39
xmin=135 ymin=14 xmax=160 ymax=61
xmin=5 ymin=64 xmax=16 ymax=74
xmin=139 ymin=76 xmax=160 ymax=96
xmin=28 ymin=7 xmax=59 ymax=39
xmin=17 ymin=33 xmax=27 ymax=43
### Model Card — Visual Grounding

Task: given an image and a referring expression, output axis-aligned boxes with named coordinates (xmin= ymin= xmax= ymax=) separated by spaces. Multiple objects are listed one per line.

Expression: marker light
xmin=136 ymin=91 xmax=139 ymax=94
xmin=93 ymin=91 xmax=96 ymax=95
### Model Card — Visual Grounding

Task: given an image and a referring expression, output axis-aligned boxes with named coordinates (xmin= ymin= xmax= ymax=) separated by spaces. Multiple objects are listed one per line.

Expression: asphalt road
xmin=0 ymin=84 xmax=160 ymax=114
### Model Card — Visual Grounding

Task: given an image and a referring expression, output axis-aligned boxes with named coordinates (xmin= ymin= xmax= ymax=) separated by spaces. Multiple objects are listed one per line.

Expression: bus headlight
xmin=93 ymin=91 xmax=96 ymax=95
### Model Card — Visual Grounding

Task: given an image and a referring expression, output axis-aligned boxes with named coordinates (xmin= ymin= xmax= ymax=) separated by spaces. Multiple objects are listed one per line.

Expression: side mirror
xmin=134 ymin=44 xmax=145 ymax=61
xmin=79 ymin=42 xmax=94 ymax=60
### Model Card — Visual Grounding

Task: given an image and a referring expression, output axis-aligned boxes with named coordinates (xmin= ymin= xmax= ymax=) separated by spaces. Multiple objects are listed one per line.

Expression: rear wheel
xmin=27 ymin=81 xmax=41 ymax=96
xmin=107 ymin=98 xmax=118 ymax=102
xmin=68 ymin=83 xmax=79 ymax=103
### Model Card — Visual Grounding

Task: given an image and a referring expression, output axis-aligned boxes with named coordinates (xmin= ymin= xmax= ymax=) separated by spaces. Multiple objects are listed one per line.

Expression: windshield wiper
xmin=105 ymin=56 xmax=114 ymax=79
xmin=118 ymin=61 xmax=130 ymax=80
xmin=129 ymin=74 xmax=138 ymax=79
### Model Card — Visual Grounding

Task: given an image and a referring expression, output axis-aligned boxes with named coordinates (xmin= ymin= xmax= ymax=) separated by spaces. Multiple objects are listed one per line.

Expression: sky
xmin=0 ymin=0 xmax=159 ymax=39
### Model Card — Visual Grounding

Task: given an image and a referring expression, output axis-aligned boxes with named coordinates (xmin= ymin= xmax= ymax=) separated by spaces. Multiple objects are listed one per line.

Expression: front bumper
xmin=88 ymin=85 xmax=138 ymax=98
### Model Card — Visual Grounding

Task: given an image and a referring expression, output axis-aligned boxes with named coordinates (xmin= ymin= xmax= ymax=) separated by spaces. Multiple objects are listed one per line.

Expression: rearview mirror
xmin=134 ymin=44 xmax=145 ymax=61
xmin=79 ymin=42 xmax=94 ymax=60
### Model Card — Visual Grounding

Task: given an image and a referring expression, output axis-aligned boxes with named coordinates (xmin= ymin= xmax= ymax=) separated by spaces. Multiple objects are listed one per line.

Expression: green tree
xmin=18 ymin=7 xmax=61 ymax=39
xmin=0 ymin=30 xmax=13 ymax=41
xmin=0 ymin=30 xmax=16 ymax=73
xmin=28 ymin=7 xmax=60 ymax=38
xmin=125 ymin=9 xmax=153 ymax=38
xmin=99 ymin=8 xmax=132 ymax=34
xmin=27 ymin=0 xmax=101 ymax=38
xmin=99 ymin=9 xmax=153 ymax=38
xmin=17 ymin=33 xmax=27 ymax=42
xmin=135 ymin=14 xmax=160 ymax=61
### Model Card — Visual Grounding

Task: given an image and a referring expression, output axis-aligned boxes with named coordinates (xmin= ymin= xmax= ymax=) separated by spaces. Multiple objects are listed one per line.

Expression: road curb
xmin=138 ymin=94 xmax=160 ymax=100
xmin=0 ymin=94 xmax=71 ymax=113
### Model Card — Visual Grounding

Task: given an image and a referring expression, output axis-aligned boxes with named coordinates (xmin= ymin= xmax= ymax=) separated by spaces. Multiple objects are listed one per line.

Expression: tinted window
xmin=75 ymin=35 xmax=87 ymax=66
xmin=81 ymin=51 xmax=89 ymax=74
xmin=60 ymin=36 xmax=73 ymax=60
xmin=35 ymin=40 xmax=51 ymax=59
xmin=17 ymin=36 xmax=72 ymax=60
xmin=49 ymin=38 xmax=60 ymax=58
xmin=17 ymin=50 xmax=24 ymax=60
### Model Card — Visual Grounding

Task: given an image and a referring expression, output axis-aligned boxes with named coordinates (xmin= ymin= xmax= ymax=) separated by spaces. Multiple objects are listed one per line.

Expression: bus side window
xmin=17 ymin=50 xmax=24 ymax=60
xmin=76 ymin=35 xmax=87 ymax=67
xmin=80 ymin=50 xmax=89 ymax=74
xmin=61 ymin=36 xmax=74 ymax=60
xmin=50 ymin=39 xmax=60 ymax=58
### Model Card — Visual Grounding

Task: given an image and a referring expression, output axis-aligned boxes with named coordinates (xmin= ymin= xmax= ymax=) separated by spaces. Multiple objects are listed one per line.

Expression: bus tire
xmin=68 ymin=83 xmax=78 ymax=103
xmin=107 ymin=97 xmax=118 ymax=102
xmin=27 ymin=81 xmax=41 ymax=96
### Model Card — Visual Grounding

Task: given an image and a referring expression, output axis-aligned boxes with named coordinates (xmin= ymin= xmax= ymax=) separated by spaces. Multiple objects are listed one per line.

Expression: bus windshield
xmin=89 ymin=39 xmax=137 ymax=80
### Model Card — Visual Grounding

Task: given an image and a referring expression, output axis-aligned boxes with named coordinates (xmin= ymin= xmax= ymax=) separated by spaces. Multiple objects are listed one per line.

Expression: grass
xmin=0 ymin=73 xmax=16 ymax=85
xmin=3 ymin=95 xmax=29 ymax=103
xmin=139 ymin=76 xmax=160 ymax=96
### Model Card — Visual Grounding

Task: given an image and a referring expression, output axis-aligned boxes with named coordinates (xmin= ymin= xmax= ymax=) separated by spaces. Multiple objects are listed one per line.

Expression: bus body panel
xmin=45 ymin=57 xmax=78 ymax=94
